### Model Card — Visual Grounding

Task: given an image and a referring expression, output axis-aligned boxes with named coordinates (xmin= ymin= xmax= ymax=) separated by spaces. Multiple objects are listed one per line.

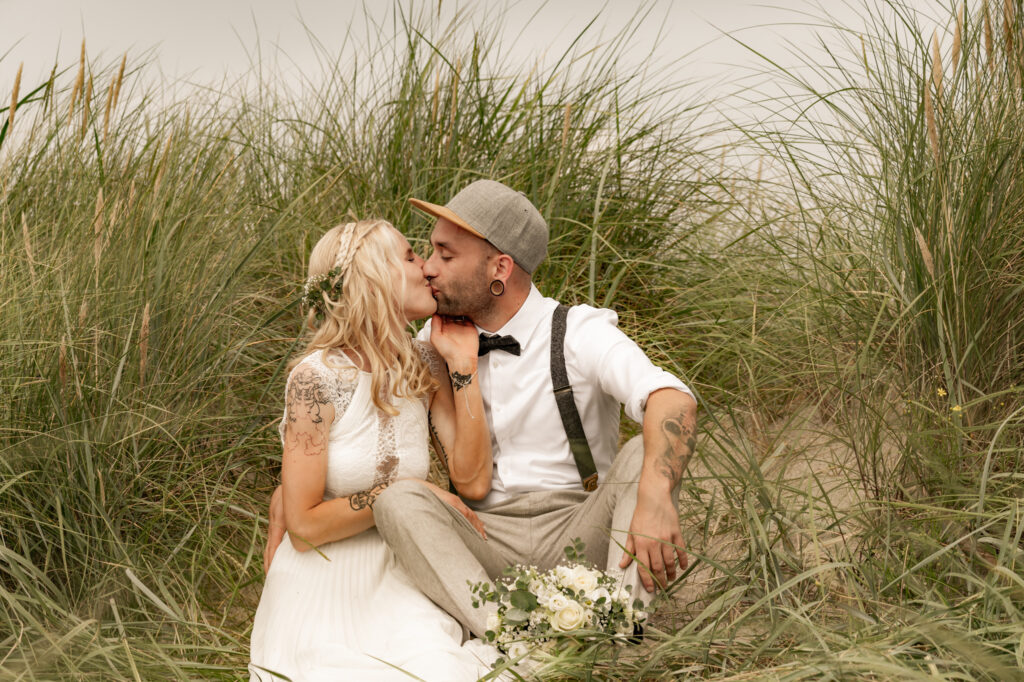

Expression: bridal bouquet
xmin=470 ymin=540 xmax=646 ymax=660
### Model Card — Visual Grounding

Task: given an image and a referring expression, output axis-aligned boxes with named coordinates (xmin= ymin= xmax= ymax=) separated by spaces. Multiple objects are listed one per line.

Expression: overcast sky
xmin=2 ymin=0 xmax=947 ymax=99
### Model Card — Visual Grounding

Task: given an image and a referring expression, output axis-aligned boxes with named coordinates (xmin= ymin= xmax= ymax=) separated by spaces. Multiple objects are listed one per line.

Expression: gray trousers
xmin=374 ymin=435 xmax=674 ymax=638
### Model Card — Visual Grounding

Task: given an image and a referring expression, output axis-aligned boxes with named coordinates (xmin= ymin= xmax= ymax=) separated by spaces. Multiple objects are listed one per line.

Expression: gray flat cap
xmin=409 ymin=179 xmax=549 ymax=273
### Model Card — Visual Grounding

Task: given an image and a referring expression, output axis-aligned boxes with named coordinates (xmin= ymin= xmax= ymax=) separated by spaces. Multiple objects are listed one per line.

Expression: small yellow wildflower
xmin=937 ymin=387 xmax=947 ymax=397
xmin=951 ymin=404 xmax=962 ymax=413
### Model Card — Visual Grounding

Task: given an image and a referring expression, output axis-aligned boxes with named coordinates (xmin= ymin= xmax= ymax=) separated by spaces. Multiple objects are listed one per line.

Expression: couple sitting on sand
xmin=249 ymin=179 xmax=697 ymax=681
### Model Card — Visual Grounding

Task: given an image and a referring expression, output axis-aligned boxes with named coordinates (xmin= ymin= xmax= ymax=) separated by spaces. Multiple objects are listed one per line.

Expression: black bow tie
xmin=478 ymin=333 xmax=521 ymax=357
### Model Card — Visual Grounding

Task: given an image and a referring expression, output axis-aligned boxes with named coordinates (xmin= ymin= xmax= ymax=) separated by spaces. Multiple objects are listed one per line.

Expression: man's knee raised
xmin=373 ymin=479 xmax=435 ymax=527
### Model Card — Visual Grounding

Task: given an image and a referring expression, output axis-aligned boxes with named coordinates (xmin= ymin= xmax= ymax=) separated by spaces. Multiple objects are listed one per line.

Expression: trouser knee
xmin=607 ymin=434 xmax=645 ymax=485
xmin=373 ymin=479 xmax=439 ymax=541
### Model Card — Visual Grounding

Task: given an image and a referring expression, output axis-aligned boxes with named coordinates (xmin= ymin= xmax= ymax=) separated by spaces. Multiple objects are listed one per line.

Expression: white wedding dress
xmin=249 ymin=347 xmax=495 ymax=681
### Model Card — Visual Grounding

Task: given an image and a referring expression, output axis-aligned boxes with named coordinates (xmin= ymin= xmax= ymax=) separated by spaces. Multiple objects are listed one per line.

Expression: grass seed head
xmin=9 ymin=62 xmax=22 ymax=131
xmin=113 ymin=53 xmax=127 ymax=112
xmin=1004 ymin=0 xmax=1015 ymax=57
xmin=68 ymin=41 xmax=86 ymax=127
xmin=92 ymin=189 xmax=105 ymax=267
xmin=78 ymin=299 xmax=89 ymax=327
xmin=924 ymin=85 xmax=940 ymax=164
xmin=914 ymin=227 xmax=936 ymax=279
xmin=21 ymin=213 xmax=35 ymax=280
xmin=102 ymin=79 xmax=115 ymax=141
xmin=985 ymin=0 xmax=995 ymax=72
xmin=82 ymin=74 xmax=93 ymax=137
xmin=931 ymin=31 xmax=943 ymax=99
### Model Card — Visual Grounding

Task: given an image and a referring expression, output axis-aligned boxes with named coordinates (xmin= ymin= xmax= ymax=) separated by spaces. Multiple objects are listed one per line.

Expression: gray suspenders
xmin=550 ymin=304 xmax=599 ymax=491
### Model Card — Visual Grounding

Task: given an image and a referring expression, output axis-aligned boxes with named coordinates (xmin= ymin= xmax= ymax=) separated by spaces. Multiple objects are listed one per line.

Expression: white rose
xmin=588 ymin=587 xmax=611 ymax=606
xmin=528 ymin=579 xmax=545 ymax=595
xmin=551 ymin=565 xmax=570 ymax=587
xmin=547 ymin=593 xmax=569 ymax=611
xmin=486 ymin=612 xmax=502 ymax=633
xmin=571 ymin=566 xmax=599 ymax=594
xmin=507 ymin=641 xmax=532 ymax=660
xmin=549 ymin=600 xmax=586 ymax=632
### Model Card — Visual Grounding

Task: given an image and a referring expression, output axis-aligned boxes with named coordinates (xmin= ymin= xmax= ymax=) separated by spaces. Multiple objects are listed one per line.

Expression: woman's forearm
xmin=442 ymin=358 xmax=493 ymax=500
xmin=284 ymin=493 xmax=377 ymax=551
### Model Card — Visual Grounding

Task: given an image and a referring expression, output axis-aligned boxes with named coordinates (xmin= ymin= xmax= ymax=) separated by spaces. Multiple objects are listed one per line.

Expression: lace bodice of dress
xmin=278 ymin=344 xmax=440 ymax=500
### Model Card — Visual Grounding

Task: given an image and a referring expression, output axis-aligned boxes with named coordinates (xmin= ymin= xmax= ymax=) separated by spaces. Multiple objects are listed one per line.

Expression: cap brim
xmin=408 ymin=197 xmax=486 ymax=240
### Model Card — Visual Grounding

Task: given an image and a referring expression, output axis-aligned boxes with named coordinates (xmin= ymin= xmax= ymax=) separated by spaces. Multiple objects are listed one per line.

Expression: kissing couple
xmin=249 ymin=180 xmax=698 ymax=681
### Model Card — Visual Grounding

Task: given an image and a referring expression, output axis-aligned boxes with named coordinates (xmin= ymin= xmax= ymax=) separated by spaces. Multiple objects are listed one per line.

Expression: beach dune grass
xmin=1 ymin=1 xmax=1022 ymax=679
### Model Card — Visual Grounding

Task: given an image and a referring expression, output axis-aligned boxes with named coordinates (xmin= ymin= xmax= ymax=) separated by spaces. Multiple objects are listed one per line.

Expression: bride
xmin=249 ymin=219 xmax=494 ymax=681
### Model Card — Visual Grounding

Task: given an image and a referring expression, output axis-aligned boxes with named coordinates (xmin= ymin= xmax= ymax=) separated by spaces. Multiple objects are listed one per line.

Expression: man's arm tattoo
xmin=450 ymin=370 xmax=475 ymax=392
xmin=657 ymin=408 xmax=696 ymax=488
xmin=284 ymin=367 xmax=331 ymax=457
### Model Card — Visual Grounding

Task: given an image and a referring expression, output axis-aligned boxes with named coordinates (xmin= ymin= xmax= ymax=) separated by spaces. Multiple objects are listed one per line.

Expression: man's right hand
xmin=413 ymin=479 xmax=487 ymax=539
xmin=263 ymin=486 xmax=286 ymax=575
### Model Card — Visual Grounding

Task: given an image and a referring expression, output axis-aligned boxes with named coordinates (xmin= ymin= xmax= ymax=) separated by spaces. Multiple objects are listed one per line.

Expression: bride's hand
xmin=264 ymin=486 xmax=286 ymax=574
xmin=429 ymin=315 xmax=478 ymax=366
xmin=412 ymin=479 xmax=486 ymax=539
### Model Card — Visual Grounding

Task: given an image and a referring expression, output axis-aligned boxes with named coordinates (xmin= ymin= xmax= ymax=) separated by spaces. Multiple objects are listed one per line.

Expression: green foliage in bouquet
xmin=470 ymin=539 xmax=645 ymax=664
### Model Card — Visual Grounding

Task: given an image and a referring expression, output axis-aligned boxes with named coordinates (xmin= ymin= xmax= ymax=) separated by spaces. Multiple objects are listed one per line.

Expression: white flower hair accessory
xmin=301 ymin=222 xmax=360 ymax=318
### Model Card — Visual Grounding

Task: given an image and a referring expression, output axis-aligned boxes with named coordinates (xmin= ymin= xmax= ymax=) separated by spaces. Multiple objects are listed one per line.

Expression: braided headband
xmin=301 ymin=222 xmax=360 ymax=317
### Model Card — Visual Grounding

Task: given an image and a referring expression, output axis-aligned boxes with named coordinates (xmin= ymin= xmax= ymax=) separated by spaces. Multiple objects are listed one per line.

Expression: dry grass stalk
xmin=42 ymin=64 xmax=56 ymax=113
xmin=59 ymin=337 xmax=68 ymax=389
xmin=81 ymin=74 xmax=93 ymax=137
xmin=68 ymin=40 xmax=86 ymax=127
xmin=560 ymin=103 xmax=572 ymax=155
xmin=78 ymin=299 xmax=89 ymax=327
xmin=914 ymin=226 xmax=936 ymax=279
xmin=931 ymin=31 xmax=944 ymax=99
xmin=21 ymin=213 xmax=36 ymax=280
xmin=112 ymin=53 xmax=127 ymax=112
xmin=9 ymin=62 xmax=22 ymax=131
xmin=154 ymin=131 xmax=174 ymax=192
xmin=953 ymin=3 xmax=964 ymax=72
xmin=139 ymin=302 xmax=151 ymax=385
xmin=93 ymin=327 xmax=100 ymax=382
xmin=431 ymin=69 xmax=440 ymax=124
xmin=985 ymin=0 xmax=995 ymax=72
xmin=924 ymin=85 xmax=940 ymax=164
xmin=447 ymin=58 xmax=461 ymax=150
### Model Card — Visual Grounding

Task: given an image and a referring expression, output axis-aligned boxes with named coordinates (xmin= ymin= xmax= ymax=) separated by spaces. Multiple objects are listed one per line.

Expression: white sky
xmin=1 ymin=1 xmax=947 ymax=94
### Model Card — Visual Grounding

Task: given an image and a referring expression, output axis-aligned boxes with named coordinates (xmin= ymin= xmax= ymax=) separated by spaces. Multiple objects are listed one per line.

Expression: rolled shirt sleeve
xmin=566 ymin=305 xmax=694 ymax=424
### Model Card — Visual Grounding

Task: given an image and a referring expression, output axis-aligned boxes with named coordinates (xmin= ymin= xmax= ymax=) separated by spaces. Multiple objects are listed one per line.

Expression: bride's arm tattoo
xmin=285 ymin=367 xmax=331 ymax=457
xmin=428 ymin=413 xmax=449 ymax=468
xmin=349 ymin=482 xmax=387 ymax=511
xmin=657 ymin=408 xmax=697 ymax=488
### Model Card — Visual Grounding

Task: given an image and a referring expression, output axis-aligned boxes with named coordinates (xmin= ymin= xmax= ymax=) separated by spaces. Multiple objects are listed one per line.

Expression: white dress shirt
xmin=419 ymin=285 xmax=694 ymax=509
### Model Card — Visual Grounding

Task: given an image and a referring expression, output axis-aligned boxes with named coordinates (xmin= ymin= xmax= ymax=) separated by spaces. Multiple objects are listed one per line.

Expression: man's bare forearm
xmin=641 ymin=388 xmax=698 ymax=492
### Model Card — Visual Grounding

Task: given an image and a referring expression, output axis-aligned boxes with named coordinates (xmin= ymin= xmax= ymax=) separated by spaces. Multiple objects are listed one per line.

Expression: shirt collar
xmin=476 ymin=284 xmax=549 ymax=350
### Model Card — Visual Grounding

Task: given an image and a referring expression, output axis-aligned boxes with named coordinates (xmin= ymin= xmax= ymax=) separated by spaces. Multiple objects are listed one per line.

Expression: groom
xmin=370 ymin=179 xmax=698 ymax=638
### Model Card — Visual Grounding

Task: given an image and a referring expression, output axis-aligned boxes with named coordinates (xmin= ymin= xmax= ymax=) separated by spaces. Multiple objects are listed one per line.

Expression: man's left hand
xmin=619 ymin=491 xmax=688 ymax=592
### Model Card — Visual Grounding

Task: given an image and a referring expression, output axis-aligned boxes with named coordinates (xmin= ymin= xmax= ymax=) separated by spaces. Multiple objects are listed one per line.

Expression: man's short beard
xmin=435 ymin=287 xmax=494 ymax=318
xmin=434 ymin=262 xmax=494 ymax=318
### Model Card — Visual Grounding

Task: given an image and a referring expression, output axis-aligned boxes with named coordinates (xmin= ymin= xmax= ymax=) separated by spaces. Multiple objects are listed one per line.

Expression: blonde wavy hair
xmin=292 ymin=219 xmax=437 ymax=414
